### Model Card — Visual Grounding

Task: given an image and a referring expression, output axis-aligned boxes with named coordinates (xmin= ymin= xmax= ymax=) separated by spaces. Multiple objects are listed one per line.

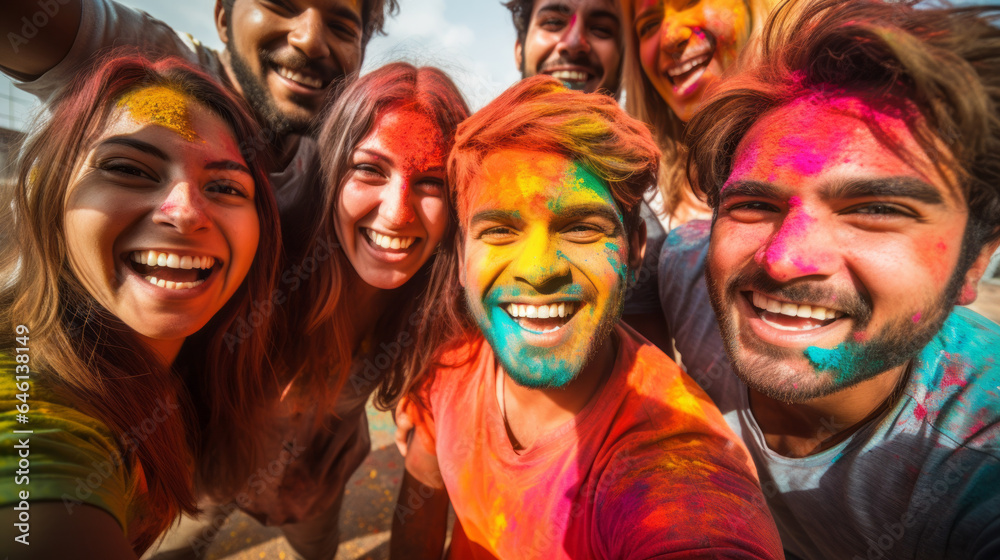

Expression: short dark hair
xmin=504 ymin=0 xmax=534 ymax=48
xmin=687 ymin=0 xmax=1000 ymax=249
xmin=221 ymin=0 xmax=399 ymax=48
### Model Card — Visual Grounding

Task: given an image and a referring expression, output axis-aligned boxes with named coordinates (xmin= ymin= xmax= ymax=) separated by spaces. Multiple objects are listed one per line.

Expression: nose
xmin=512 ymin=226 xmax=572 ymax=291
xmin=378 ymin=178 xmax=416 ymax=227
xmin=556 ymin=15 xmax=591 ymax=58
xmin=153 ymin=182 xmax=211 ymax=233
xmin=659 ymin=17 xmax=694 ymax=56
xmin=287 ymin=9 xmax=331 ymax=60
xmin=754 ymin=209 xmax=836 ymax=282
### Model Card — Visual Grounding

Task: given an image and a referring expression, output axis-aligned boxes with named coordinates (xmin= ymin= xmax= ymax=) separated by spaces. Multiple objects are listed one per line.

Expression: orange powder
xmin=117 ymin=85 xmax=199 ymax=142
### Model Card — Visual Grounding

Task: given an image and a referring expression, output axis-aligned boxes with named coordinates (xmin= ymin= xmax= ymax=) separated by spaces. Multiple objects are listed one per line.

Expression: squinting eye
xmin=478 ymin=226 xmax=517 ymax=244
xmin=851 ymin=203 xmax=908 ymax=216
xmin=206 ymin=182 xmax=250 ymax=198
xmin=416 ymin=178 xmax=445 ymax=197
xmin=98 ymin=161 xmax=153 ymax=180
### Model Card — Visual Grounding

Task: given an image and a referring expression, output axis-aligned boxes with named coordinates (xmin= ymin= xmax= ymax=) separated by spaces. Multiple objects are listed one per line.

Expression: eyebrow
xmin=470 ymin=209 xmax=519 ymax=226
xmin=98 ymin=137 xmax=167 ymax=160
xmin=558 ymin=204 xmax=624 ymax=228
xmin=357 ymin=148 xmax=393 ymax=166
xmin=327 ymin=4 xmax=363 ymax=29
xmin=719 ymin=180 xmax=784 ymax=203
xmin=205 ymin=160 xmax=253 ymax=176
xmin=537 ymin=2 xmax=620 ymax=22
xmin=822 ymin=177 xmax=945 ymax=205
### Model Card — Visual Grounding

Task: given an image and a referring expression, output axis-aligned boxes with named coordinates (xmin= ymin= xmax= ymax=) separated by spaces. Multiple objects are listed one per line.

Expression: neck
xmin=141 ymin=336 xmax=183 ymax=369
xmin=342 ymin=273 xmax=393 ymax=352
xmin=749 ymin=362 xmax=910 ymax=457
xmin=500 ymin=332 xmax=617 ymax=450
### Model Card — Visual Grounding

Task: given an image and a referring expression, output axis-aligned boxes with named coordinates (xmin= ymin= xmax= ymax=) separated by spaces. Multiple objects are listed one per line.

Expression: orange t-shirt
xmin=409 ymin=324 xmax=783 ymax=559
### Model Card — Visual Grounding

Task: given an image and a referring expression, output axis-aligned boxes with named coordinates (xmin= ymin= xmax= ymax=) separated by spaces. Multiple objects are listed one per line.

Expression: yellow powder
xmin=116 ymin=85 xmax=199 ymax=142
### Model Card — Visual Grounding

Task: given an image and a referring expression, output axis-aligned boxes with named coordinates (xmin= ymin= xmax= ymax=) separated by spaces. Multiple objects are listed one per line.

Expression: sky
xmin=0 ymin=0 xmax=522 ymax=132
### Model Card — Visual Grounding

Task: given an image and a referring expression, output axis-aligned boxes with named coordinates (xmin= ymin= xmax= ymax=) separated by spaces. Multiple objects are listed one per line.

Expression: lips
xmin=274 ymin=65 xmax=324 ymax=89
xmin=503 ymin=301 xmax=579 ymax=334
xmin=126 ymin=250 xmax=219 ymax=290
xmin=662 ymin=31 xmax=715 ymax=95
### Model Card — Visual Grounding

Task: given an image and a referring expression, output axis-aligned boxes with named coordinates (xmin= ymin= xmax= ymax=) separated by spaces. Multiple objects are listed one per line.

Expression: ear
xmin=956 ymin=235 xmax=1000 ymax=305
xmin=215 ymin=0 xmax=230 ymax=46
xmin=628 ymin=221 xmax=647 ymax=274
xmin=514 ymin=40 xmax=524 ymax=71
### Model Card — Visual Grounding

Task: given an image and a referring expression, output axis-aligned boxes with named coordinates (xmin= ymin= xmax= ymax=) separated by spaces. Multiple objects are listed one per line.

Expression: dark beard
xmin=706 ymin=257 xmax=965 ymax=403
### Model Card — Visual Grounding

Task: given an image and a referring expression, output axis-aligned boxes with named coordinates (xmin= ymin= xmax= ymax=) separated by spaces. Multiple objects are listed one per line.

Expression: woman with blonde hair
xmin=621 ymin=0 xmax=779 ymax=224
xmin=0 ymin=52 xmax=281 ymax=558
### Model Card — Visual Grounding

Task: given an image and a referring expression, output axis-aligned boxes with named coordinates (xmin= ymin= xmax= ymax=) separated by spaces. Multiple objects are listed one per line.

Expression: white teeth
xmin=506 ymin=302 xmax=576 ymax=318
xmin=130 ymin=251 xmax=216 ymax=270
xmin=366 ymin=229 xmax=415 ymax=250
xmin=752 ymin=292 xmax=842 ymax=321
xmin=275 ymin=66 xmax=323 ymax=88
xmin=668 ymin=53 xmax=711 ymax=78
xmin=143 ymin=275 xmax=205 ymax=290
xmin=550 ymin=70 xmax=589 ymax=82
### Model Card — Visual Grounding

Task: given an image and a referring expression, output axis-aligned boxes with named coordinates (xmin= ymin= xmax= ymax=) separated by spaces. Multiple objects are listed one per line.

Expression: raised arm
xmin=1 ymin=0 xmax=83 ymax=78
xmin=390 ymin=426 xmax=450 ymax=560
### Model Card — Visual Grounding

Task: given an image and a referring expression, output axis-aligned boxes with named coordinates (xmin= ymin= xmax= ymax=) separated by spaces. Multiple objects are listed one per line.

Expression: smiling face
xmin=461 ymin=149 xmax=641 ymax=388
xmin=516 ymin=0 xmax=623 ymax=94
xmin=335 ymin=107 xmax=449 ymax=290
xmin=218 ymin=0 xmax=363 ymax=133
xmin=631 ymin=0 xmax=751 ymax=121
xmin=64 ymin=86 xmax=260 ymax=362
xmin=705 ymin=93 xmax=986 ymax=401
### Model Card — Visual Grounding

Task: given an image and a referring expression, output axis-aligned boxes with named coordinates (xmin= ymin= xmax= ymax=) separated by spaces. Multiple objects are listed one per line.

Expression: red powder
xmin=852 ymin=331 xmax=868 ymax=343
xmin=912 ymin=312 xmax=922 ymax=323
xmin=914 ymin=403 xmax=928 ymax=421
xmin=941 ymin=361 xmax=968 ymax=389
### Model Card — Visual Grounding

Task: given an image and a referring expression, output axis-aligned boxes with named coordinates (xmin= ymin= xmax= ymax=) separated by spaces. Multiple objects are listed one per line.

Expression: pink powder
xmin=763 ymin=196 xmax=819 ymax=273
xmin=914 ymin=403 xmax=927 ymax=421
xmin=941 ymin=362 xmax=968 ymax=389
xmin=912 ymin=312 xmax=922 ymax=323
xmin=852 ymin=331 xmax=868 ymax=343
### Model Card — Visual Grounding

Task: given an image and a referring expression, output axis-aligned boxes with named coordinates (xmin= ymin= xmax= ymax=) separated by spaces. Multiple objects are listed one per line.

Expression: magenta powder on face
xmin=912 ymin=312 xmax=922 ymax=323
xmin=763 ymin=196 xmax=821 ymax=273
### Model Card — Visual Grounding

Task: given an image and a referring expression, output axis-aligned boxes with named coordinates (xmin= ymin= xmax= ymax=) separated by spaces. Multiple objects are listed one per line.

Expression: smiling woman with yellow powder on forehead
xmin=621 ymin=0 xmax=779 ymax=224
xmin=0 ymin=52 xmax=281 ymax=558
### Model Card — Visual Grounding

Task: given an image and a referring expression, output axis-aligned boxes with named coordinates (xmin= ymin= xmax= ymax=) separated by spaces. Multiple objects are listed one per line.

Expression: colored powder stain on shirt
xmin=117 ymin=85 xmax=199 ymax=142
xmin=666 ymin=219 xmax=711 ymax=249
xmin=941 ymin=361 xmax=969 ymax=389
xmin=914 ymin=402 xmax=928 ymax=421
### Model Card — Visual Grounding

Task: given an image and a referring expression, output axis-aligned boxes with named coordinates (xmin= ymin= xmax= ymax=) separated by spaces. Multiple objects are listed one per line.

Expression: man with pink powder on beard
xmin=658 ymin=0 xmax=1000 ymax=558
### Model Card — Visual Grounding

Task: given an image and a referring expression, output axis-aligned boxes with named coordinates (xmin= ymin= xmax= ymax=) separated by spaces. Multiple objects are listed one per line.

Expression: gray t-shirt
xmin=659 ymin=221 xmax=1000 ymax=559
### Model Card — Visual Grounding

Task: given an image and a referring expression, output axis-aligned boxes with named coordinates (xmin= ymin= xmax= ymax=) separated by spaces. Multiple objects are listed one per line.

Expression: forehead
xmin=531 ymin=0 xmax=620 ymax=19
xmin=727 ymin=93 xmax=960 ymax=201
xmin=233 ymin=0 xmax=362 ymax=20
xmin=97 ymin=88 xmax=244 ymax=161
xmin=359 ymin=107 xmax=445 ymax=168
xmin=470 ymin=149 xmax=618 ymax=217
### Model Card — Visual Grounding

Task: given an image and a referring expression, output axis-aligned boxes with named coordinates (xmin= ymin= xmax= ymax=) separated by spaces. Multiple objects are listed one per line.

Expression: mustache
xmin=726 ymin=267 xmax=874 ymax=325
xmin=538 ymin=56 xmax=600 ymax=75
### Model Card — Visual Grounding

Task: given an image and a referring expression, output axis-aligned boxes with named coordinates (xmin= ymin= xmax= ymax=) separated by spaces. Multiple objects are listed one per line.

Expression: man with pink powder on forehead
xmin=658 ymin=0 xmax=1000 ymax=558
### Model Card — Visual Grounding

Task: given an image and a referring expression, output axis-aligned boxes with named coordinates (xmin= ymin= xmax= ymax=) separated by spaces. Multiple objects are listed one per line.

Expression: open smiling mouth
xmin=364 ymin=228 xmax=418 ymax=251
xmin=544 ymin=70 xmax=593 ymax=90
xmin=665 ymin=39 xmax=714 ymax=93
xmin=746 ymin=291 xmax=845 ymax=332
xmin=505 ymin=302 xmax=578 ymax=333
xmin=127 ymin=251 xmax=218 ymax=290
xmin=271 ymin=62 xmax=327 ymax=90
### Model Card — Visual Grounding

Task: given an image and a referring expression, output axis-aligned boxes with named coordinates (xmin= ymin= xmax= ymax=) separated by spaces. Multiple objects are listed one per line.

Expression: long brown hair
xmin=620 ymin=0 xmax=777 ymax=222
xmin=0 ymin=51 xmax=281 ymax=552
xmin=281 ymin=62 xmax=470 ymax=409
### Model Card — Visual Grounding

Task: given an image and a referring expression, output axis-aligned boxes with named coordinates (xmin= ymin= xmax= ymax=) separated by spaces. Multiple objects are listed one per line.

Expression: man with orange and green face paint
xmin=389 ymin=75 xmax=784 ymax=560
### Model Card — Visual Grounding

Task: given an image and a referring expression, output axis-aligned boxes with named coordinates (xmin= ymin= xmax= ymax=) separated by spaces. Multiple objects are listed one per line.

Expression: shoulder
xmin=412 ymin=335 xmax=490 ymax=406
xmin=908 ymin=307 xmax=1000 ymax=453
xmin=0 ymin=353 xmax=132 ymax=533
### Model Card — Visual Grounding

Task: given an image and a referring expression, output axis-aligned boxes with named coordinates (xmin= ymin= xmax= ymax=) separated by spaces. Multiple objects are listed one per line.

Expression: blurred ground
xmin=207 ymin=278 xmax=1000 ymax=560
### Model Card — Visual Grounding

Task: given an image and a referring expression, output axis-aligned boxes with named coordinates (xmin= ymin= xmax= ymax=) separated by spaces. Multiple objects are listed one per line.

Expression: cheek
xmin=417 ymin=196 xmax=449 ymax=245
xmin=704 ymin=2 xmax=750 ymax=63
xmin=230 ymin=209 xmax=261 ymax=280
xmin=335 ymin=181 xmax=370 ymax=235
xmin=638 ymin=37 xmax=661 ymax=83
